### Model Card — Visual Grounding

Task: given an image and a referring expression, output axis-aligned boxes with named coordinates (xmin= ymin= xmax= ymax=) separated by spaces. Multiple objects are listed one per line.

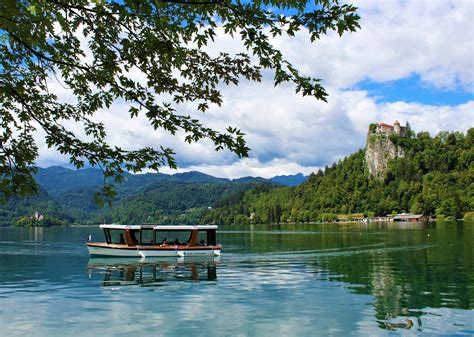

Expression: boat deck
xmin=87 ymin=242 xmax=222 ymax=257
xmin=87 ymin=242 xmax=221 ymax=250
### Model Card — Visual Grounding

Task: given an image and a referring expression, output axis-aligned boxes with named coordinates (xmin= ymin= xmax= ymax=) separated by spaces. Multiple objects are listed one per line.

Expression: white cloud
xmin=272 ymin=0 xmax=474 ymax=91
xmin=158 ymin=158 xmax=321 ymax=179
xmin=35 ymin=0 xmax=474 ymax=177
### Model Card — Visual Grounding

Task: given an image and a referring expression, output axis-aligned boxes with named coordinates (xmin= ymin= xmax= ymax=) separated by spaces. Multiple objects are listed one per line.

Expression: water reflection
xmin=23 ymin=226 xmax=44 ymax=242
xmin=300 ymin=222 xmax=474 ymax=333
xmin=86 ymin=257 xmax=218 ymax=287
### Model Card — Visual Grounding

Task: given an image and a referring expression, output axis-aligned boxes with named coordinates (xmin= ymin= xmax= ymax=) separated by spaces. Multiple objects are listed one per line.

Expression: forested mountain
xmin=202 ymin=128 xmax=473 ymax=224
xmin=1 ymin=168 xmax=306 ymax=226
xmin=35 ymin=166 xmax=110 ymax=196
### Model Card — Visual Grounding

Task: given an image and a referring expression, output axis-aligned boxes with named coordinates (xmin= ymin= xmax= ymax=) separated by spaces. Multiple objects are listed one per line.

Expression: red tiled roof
xmin=378 ymin=122 xmax=393 ymax=128
xmin=394 ymin=120 xmax=400 ymax=125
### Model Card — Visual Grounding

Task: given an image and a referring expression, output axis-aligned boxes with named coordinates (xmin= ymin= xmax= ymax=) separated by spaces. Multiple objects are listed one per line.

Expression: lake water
xmin=0 ymin=223 xmax=473 ymax=336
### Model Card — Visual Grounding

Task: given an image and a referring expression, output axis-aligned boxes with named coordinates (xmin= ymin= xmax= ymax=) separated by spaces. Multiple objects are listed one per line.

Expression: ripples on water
xmin=0 ymin=224 xmax=473 ymax=336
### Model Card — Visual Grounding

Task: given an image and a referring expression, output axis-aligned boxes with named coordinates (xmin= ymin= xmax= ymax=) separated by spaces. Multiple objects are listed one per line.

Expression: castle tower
xmin=393 ymin=120 xmax=401 ymax=135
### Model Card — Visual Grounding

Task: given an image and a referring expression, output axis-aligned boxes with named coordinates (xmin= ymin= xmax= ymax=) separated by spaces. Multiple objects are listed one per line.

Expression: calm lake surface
xmin=0 ymin=223 xmax=473 ymax=336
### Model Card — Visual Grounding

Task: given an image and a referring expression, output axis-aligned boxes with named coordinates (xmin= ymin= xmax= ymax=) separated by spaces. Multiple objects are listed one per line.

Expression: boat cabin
xmin=100 ymin=224 xmax=217 ymax=247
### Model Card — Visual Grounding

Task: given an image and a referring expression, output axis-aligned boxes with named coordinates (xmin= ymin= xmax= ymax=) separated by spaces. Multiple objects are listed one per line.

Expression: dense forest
xmin=201 ymin=128 xmax=474 ymax=225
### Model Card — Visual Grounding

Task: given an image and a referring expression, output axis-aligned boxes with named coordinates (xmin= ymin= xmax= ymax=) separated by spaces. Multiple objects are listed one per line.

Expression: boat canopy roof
xmin=100 ymin=224 xmax=217 ymax=231
xmin=153 ymin=225 xmax=217 ymax=230
xmin=100 ymin=224 xmax=143 ymax=230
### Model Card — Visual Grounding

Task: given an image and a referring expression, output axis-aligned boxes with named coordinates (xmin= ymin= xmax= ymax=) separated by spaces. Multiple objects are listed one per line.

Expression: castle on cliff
xmin=374 ymin=120 xmax=407 ymax=137
xmin=366 ymin=120 xmax=410 ymax=177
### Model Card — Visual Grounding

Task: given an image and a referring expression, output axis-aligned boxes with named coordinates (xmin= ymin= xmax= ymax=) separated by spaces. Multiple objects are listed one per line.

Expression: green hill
xmin=202 ymin=128 xmax=473 ymax=224
xmin=0 ymin=187 xmax=73 ymax=226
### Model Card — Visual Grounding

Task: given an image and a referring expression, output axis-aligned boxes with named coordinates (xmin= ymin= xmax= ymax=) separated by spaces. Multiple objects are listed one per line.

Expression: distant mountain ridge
xmin=270 ymin=173 xmax=308 ymax=186
xmin=35 ymin=166 xmax=308 ymax=196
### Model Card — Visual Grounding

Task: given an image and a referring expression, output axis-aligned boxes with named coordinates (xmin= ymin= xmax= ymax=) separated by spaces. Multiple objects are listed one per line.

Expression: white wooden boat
xmin=86 ymin=224 xmax=222 ymax=258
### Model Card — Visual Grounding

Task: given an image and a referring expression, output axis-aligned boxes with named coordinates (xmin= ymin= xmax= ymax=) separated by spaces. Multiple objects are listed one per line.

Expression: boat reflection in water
xmin=86 ymin=256 xmax=218 ymax=287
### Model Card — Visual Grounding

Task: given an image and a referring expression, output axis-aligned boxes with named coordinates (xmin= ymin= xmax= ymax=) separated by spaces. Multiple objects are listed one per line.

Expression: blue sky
xmin=353 ymin=74 xmax=474 ymax=106
xmin=37 ymin=0 xmax=474 ymax=178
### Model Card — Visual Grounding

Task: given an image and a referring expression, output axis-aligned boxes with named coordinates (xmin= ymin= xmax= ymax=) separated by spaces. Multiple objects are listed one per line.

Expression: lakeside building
xmin=392 ymin=213 xmax=429 ymax=223
xmin=337 ymin=214 xmax=366 ymax=223
xmin=342 ymin=214 xmax=429 ymax=223
xmin=367 ymin=216 xmax=393 ymax=223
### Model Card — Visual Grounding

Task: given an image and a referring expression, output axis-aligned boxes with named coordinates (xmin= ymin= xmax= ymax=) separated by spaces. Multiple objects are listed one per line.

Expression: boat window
xmin=155 ymin=231 xmax=192 ymax=245
xmin=140 ymin=229 xmax=155 ymax=246
xmin=130 ymin=230 xmax=139 ymax=245
xmin=108 ymin=229 xmax=126 ymax=244
xmin=197 ymin=231 xmax=208 ymax=245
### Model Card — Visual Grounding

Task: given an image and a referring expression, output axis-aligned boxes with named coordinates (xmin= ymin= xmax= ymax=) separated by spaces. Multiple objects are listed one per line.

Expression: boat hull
xmin=87 ymin=243 xmax=221 ymax=257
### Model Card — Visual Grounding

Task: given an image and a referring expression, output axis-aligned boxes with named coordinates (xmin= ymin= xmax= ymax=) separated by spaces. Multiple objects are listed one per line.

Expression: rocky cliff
xmin=365 ymin=133 xmax=405 ymax=177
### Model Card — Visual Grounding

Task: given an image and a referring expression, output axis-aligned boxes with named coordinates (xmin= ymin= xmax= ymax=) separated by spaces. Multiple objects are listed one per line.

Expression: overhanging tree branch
xmin=0 ymin=0 xmax=360 ymax=202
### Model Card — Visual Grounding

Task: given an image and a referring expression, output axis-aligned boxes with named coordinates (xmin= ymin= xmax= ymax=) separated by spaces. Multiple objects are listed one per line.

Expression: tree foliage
xmin=0 ymin=0 xmax=360 ymax=201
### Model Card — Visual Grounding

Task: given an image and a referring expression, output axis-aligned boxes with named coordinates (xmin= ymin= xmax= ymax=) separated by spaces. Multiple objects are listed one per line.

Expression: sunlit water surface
xmin=0 ymin=223 xmax=473 ymax=336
